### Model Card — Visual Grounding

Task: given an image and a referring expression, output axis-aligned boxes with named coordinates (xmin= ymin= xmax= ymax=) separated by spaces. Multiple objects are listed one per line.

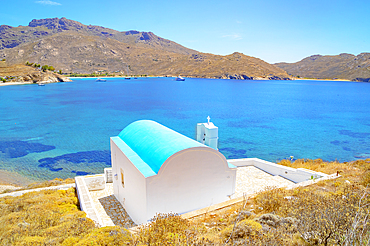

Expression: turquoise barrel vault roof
xmin=114 ymin=120 xmax=206 ymax=177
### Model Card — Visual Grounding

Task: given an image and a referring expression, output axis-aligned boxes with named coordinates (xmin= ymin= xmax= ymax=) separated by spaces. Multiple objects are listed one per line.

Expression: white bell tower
xmin=196 ymin=116 xmax=219 ymax=150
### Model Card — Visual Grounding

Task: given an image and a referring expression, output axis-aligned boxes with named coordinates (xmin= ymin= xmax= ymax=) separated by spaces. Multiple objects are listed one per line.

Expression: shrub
xmin=41 ymin=65 xmax=49 ymax=72
xmin=137 ymin=213 xmax=194 ymax=245
xmin=361 ymin=172 xmax=370 ymax=187
xmin=0 ymin=188 xmax=96 ymax=245
xmin=278 ymin=185 xmax=370 ymax=245
xmin=255 ymin=213 xmax=297 ymax=230
xmin=72 ymin=226 xmax=132 ymax=245
xmin=220 ymin=219 xmax=262 ymax=241
xmin=254 ymin=187 xmax=290 ymax=213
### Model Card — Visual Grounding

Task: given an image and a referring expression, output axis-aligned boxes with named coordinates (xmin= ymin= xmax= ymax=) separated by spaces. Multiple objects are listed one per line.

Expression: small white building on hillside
xmin=110 ymin=120 xmax=236 ymax=225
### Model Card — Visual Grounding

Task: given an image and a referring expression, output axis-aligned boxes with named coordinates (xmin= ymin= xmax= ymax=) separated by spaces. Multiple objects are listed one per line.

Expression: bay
xmin=0 ymin=77 xmax=369 ymax=181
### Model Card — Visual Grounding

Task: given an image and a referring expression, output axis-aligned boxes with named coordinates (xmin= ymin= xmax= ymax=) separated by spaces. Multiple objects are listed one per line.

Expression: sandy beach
xmin=0 ymin=82 xmax=34 ymax=86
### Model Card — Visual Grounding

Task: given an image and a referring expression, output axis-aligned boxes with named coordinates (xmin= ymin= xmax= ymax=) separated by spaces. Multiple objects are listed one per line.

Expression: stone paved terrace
xmin=87 ymin=166 xmax=294 ymax=227
xmin=233 ymin=166 xmax=294 ymax=198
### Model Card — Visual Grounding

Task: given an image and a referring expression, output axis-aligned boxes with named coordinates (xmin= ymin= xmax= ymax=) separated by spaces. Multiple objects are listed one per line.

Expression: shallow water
xmin=0 ymin=77 xmax=369 ymax=181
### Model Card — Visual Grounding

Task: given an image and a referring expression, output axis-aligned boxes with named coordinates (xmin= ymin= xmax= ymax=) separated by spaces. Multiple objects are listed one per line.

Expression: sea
xmin=0 ymin=77 xmax=370 ymax=182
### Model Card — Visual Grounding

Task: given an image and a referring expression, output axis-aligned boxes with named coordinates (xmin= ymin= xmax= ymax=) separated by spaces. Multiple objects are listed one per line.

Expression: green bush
xmin=41 ymin=65 xmax=49 ymax=72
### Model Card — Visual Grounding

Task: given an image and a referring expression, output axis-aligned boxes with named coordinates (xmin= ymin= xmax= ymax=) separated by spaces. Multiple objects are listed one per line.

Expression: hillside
xmin=1 ymin=159 xmax=369 ymax=245
xmin=0 ymin=62 xmax=71 ymax=83
xmin=275 ymin=53 xmax=370 ymax=81
xmin=0 ymin=18 xmax=290 ymax=80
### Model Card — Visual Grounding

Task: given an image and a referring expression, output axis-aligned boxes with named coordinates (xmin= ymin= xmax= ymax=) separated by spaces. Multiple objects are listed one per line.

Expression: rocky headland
xmin=275 ymin=53 xmax=370 ymax=81
xmin=0 ymin=62 xmax=71 ymax=85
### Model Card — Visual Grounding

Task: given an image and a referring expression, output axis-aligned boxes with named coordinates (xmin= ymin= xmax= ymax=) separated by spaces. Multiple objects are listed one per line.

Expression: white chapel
xmin=110 ymin=119 xmax=236 ymax=224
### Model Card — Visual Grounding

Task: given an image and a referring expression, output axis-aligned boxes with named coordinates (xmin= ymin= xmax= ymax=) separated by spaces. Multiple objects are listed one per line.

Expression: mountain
xmin=275 ymin=53 xmax=370 ymax=81
xmin=0 ymin=18 xmax=290 ymax=79
xmin=0 ymin=17 xmax=196 ymax=55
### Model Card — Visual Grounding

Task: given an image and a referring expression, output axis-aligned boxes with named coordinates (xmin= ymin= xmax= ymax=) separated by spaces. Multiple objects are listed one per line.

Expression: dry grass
xmin=1 ymin=159 xmax=369 ymax=245
xmin=0 ymin=187 xmax=132 ymax=245
xmin=0 ymin=178 xmax=76 ymax=194
xmin=0 ymin=188 xmax=93 ymax=245
xmin=278 ymin=158 xmax=370 ymax=186
xmin=0 ymin=64 xmax=39 ymax=76
xmin=24 ymin=178 xmax=75 ymax=189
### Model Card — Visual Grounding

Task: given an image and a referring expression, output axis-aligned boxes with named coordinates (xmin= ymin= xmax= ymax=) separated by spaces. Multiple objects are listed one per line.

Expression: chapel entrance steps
xmin=75 ymin=168 xmax=136 ymax=228
xmin=99 ymin=194 xmax=136 ymax=228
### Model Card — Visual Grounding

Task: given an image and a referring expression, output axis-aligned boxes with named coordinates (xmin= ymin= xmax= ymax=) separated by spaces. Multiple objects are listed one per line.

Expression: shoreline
xmin=67 ymin=76 xmax=354 ymax=82
xmin=68 ymin=76 xmax=161 ymax=79
xmin=0 ymin=81 xmax=34 ymax=86
xmin=0 ymin=77 xmax=356 ymax=86
xmin=0 ymin=80 xmax=73 ymax=87
xmin=0 ymin=169 xmax=35 ymax=186
xmin=293 ymin=78 xmax=351 ymax=82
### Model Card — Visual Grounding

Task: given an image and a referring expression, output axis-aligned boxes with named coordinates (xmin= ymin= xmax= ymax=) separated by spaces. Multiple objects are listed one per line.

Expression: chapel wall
xmin=145 ymin=147 xmax=236 ymax=221
xmin=111 ymin=138 xmax=147 ymax=225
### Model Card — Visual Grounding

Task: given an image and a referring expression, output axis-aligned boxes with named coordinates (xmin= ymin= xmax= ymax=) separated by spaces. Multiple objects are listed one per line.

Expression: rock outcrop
xmin=9 ymin=70 xmax=71 ymax=83
xmin=212 ymin=74 xmax=290 ymax=80
xmin=0 ymin=63 xmax=71 ymax=84
xmin=352 ymin=78 xmax=370 ymax=82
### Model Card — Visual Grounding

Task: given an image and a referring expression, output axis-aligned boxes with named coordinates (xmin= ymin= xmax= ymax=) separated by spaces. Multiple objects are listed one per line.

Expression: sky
xmin=1 ymin=0 xmax=369 ymax=63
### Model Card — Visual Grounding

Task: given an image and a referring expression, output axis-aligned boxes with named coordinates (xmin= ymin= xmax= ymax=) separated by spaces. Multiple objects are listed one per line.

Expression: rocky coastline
xmin=0 ymin=63 xmax=71 ymax=85
xmin=177 ymin=74 xmax=292 ymax=80
xmin=4 ymin=70 xmax=72 ymax=84
xmin=352 ymin=78 xmax=370 ymax=82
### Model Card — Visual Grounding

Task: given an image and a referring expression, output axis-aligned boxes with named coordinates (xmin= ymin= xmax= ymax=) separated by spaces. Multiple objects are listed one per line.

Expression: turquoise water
xmin=0 ymin=77 xmax=370 ymax=181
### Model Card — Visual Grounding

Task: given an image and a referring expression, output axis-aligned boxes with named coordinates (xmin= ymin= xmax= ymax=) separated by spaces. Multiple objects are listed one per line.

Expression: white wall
xmin=111 ymin=138 xmax=147 ymax=225
xmin=146 ymin=147 xmax=236 ymax=221
xmin=228 ymin=158 xmax=326 ymax=183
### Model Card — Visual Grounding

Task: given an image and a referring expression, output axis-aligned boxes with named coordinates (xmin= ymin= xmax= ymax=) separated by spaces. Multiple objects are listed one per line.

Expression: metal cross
xmin=207 ymin=116 xmax=210 ymax=124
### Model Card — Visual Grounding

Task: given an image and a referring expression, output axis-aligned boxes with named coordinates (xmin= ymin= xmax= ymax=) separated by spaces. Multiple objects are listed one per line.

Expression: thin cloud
xmin=222 ymin=34 xmax=242 ymax=40
xmin=35 ymin=0 xmax=62 ymax=5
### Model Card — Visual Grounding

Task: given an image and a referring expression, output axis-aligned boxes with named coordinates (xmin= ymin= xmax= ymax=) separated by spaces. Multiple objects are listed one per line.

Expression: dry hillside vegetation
xmin=0 ymin=158 xmax=369 ymax=245
xmin=0 ymin=18 xmax=290 ymax=79
xmin=0 ymin=63 xmax=70 ymax=83
xmin=275 ymin=53 xmax=370 ymax=80
xmin=0 ymin=178 xmax=75 ymax=194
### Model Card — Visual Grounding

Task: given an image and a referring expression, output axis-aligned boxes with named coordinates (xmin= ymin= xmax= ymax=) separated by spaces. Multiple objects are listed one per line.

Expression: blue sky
xmin=1 ymin=0 xmax=369 ymax=63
